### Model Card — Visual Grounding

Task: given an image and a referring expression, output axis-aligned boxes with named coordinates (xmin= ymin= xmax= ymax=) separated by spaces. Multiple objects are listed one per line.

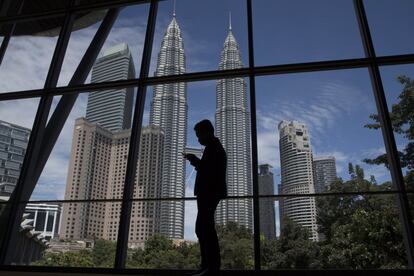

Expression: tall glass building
xmin=85 ymin=43 xmax=135 ymax=132
xmin=313 ymin=156 xmax=337 ymax=193
xmin=149 ymin=14 xmax=187 ymax=239
xmin=0 ymin=120 xmax=31 ymax=196
xmin=215 ymin=21 xmax=253 ymax=230
xmin=278 ymin=120 xmax=319 ymax=241
xmin=258 ymin=164 xmax=276 ymax=240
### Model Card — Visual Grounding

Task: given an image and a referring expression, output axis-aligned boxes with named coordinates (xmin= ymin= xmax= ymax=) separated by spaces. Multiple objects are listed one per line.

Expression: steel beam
xmin=246 ymin=0 xmax=261 ymax=271
xmin=114 ymin=0 xmax=158 ymax=269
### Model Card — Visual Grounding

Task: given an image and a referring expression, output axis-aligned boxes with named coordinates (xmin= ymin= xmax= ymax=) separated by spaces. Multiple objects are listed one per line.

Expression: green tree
xmin=217 ymin=221 xmax=254 ymax=269
xmin=355 ymin=164 xmax=364 ymax=180
xmin=32 ymin=250 xmax=94 ymax=267
xmin=316 ymin=174 xmax=407 ymax=269
xmin=348 ymin=163 xmax=355 ymax=179
xmin=127 ymin=234 xmax=199 ymax=269
xmin=92 ymin=239 xmax=116 ymax=267
xmin=364 ymin=75 xmax=414 ymax=171
xmin=274 ymin=217 xmax=321 ymax=269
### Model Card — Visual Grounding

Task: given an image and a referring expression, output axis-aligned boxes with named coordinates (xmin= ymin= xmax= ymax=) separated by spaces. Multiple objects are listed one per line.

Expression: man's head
xmin=194 ymin=119 xmax=214 ymax=146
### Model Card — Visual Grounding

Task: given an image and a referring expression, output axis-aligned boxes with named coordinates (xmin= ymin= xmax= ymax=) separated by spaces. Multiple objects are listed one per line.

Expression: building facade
xmin=278 ymin=120 xmax=318 ymax=241
xmin=103 ymin=124 xmax=164 ymax=248
xmin=313 ymin=156 xmax=337 ymax=193
xmin=85 ymin=43 xmax=135 ymax=132
xmin=60 ymin=118 xmax=164 ymax=247
xmin=215 ymin=22 xmax=252 ymax=229
xmin=258 ymin=164 xmax=276 ymax=240
xmin=25 ymin=203 xmax=62 ymax=240
xmin=0 ymin=120 xmax=31 ymax=196
xmin=149 ymin=14 xmax=187 ymax=239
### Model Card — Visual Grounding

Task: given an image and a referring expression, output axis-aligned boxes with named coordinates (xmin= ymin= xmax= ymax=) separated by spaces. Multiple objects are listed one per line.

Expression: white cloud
xmin=0 ymin=98 xmax=40 ymax=129
xmin=255 ymin=80 xmax=368 ymax=172
xmin=0 ymin=36 xmax=58 ymax=93
xmin=257 ymin=130 xmax=279 ymax=169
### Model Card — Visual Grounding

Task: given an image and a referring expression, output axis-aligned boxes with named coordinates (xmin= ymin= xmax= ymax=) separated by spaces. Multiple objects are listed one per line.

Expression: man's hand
xmin=184 ymin=153 xmax=198 ymax=167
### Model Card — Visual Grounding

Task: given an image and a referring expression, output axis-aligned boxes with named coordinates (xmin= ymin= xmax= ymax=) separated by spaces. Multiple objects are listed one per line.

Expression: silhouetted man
xmin=184 ymin=119 xmax=227 ymax=276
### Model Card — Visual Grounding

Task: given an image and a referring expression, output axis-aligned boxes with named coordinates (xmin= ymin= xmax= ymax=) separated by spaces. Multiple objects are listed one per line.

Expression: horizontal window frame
xmin=6 ymin=189 xmax=412 ymax=205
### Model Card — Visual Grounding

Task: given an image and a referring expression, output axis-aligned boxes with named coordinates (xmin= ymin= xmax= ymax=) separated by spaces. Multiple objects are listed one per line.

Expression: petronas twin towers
xmin=151 ymin=13 xmax=252 ymax=239
xmin=150 ymin=14 xmax=188 ymax=239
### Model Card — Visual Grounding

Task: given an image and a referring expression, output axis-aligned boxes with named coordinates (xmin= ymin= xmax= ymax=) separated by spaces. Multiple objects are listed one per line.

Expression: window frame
xmin=0 ymin=0 xmax=413 ymax=272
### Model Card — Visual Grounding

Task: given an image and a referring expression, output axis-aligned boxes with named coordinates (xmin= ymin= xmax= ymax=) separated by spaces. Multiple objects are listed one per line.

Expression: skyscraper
xmin=0 ymin=120 xmax=31 ymax=196
xmin=149 ymin=14 xmax=187 ymax=239
xmin=258 ymin=164 xmax=276 ymax=240
xmin=215 ymin=19 xmax=252 ymax=229
xmin=278 ymin=120 xmax=318 ymax=241
xmin=103 ymin=125 xmax=164 ymax=248
xmin=313 ymin=156 xmax=337 ymax=193
xmin=60 ymin=118 xmax=164 ymax=247
xmin=86 ymin=43 xmax=135 ymax=132
xmin=61 ymin=118 xmax=114 ymax=240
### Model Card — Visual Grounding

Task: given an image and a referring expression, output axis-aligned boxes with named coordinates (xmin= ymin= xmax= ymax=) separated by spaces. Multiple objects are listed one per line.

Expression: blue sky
xmin=0 ymin=0 xmax=414 ymax=240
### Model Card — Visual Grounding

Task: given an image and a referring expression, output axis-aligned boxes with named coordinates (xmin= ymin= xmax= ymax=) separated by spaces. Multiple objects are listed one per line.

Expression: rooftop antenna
xmin=173 ymin=0 xmax=176 ymax=17
xmin=229 ymin=11 xmax=232 ymax=30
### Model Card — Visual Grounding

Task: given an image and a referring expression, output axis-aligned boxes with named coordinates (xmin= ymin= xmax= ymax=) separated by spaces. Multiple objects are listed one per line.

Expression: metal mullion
xmin=354 ymin=0 xmax=414 ymax=268
xmin=0 ymin=2 xmax=76 ymax=264
xmin=114 ymin=0 xmax=158 ymax=269
xmin=16 ymin=189 xmax=411 ymax=205
xmin=0 ymin=59 xmax=368 ymax=100
xmin=3 ymin=55 xmax=414 ymax=101
xmin=246 ymin=0 xmax=261 ymax=271
xmin=377 ymin=54 xmax=414 ymax=66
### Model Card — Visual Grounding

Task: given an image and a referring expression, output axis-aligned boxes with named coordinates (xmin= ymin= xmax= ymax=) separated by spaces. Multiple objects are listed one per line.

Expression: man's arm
xmin=184 ymin=153 xmax=201 ymax=169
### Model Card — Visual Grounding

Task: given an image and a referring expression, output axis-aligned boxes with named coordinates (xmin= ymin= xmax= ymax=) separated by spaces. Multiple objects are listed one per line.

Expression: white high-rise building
xmin=149 ymin=14 xmax=187 ymax=239
xmin=86 ymin=43 xmax=135 ymax=132
xmin=278 ymin=120 xmax=318 ymax=241
xmin=215 ymin=20 xmax=252 ymax=229
xmin=313 ymin=156 xmax=337 ymax=193
xmin=25 ymin=203 xmax=62 ymax=241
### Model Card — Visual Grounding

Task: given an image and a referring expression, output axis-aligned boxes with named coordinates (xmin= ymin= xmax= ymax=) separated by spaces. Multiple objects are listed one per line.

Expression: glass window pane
xmin=261 ymin=194 xmax=408 ymax=269
xmin=150 ymin=0 xmax=248 ymax=75
xmin=379 ymin=64 xmax=414 ymax=222
xmin=11 ymin=201 xmax=119 ymax=267
xmin=0 ymin=98 xmax=40 ymax=201
xmin=0 ymin=17 xmax=62 ymax=93
xmin=256 ymin=69 xmax=393 ymax=195
xmin=379 ymin=64 xmax=414 ymax=189
xmin=31 ymin=88 xmax=135 ymax=201
xmin=126 ymin=198 xmax=254 ymax=270
xmin=364 ymin=0 xmax=414 ymax=56
xmin=253 ymin=0 xmax=364 ymax=66
xmin=57 ymin=5 xmax=149 ymax=87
